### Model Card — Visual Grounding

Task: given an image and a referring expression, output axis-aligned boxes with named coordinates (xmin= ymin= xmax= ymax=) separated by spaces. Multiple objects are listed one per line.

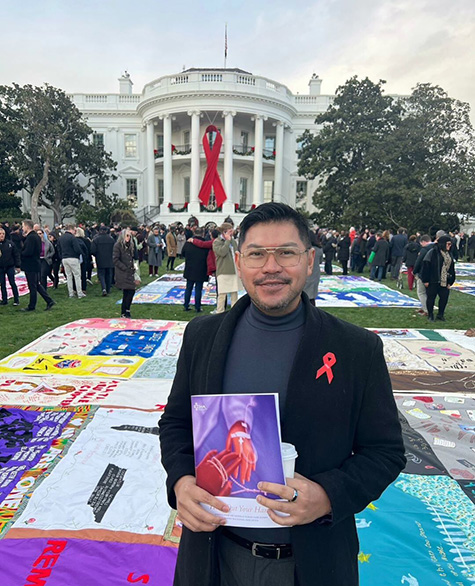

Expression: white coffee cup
xmin=281 ymin=442 xmax=298 ymax=479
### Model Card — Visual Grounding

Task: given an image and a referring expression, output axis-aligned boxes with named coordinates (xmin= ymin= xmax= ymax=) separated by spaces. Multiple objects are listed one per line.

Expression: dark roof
xmin=182 ymin=67 xmax=253 ymax=75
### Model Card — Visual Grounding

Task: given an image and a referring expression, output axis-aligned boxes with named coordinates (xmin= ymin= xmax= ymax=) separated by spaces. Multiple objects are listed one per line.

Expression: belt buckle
xmin=251 ymin=542 xmax=281 ymax=560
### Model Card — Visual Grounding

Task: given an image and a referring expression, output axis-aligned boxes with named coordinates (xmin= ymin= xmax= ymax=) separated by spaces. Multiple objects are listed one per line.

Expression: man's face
xmin=0 ymin=230 xmax=5 ymax=241
xmin=236 ymin=221 xmax=314 ymax=317
xmin=22 ymin=222 xmax=30 ymax=234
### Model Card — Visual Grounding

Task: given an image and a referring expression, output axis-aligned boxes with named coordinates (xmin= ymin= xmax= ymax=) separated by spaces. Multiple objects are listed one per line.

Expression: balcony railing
xmin=154 ymin=144 xmax=276 ymax=160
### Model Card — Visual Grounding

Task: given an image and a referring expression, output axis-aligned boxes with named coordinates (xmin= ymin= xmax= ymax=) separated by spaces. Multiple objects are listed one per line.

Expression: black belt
xmin=222 ymin=529 xmax=293 ymax=560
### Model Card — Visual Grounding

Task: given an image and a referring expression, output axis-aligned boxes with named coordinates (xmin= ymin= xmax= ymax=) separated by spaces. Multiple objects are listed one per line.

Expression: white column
xmin=222 ymin=110 xmax=236 ymax=214
xmin=146 ymin=121 xmax=156 ymax=207
xmin=162 ymin=114 xmax=173 ymax=210
xmin=252 ymin=115 xmax=265 ymax=206
xmin=188 ymin=110 xmax=201 ymax=214
xmin=273 ymin=121 xmax=284 ymax=203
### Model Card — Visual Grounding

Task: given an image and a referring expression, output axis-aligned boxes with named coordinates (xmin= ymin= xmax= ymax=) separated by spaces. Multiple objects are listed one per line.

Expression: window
xmin=264 ymin=136 xmax=275 ymax=158
xmin=126 ymin=178 xmax=138 ymax=206
xmin=158 ymin=179 xmax=164 ymax=205
xmin=263 ymin=180 xmax=274 ymax=203
xmin=156 ymin=134 xmax=164 ymax=157
xmin=184 ymin=177 xmax=190 ymax=203
xmin=239 ymin=178 xmax=248 ymax=208
xmin=124 ymin=134 xmax=137 ymax=158
xmin=93 ymin=133 xmax=104 ymax=148
xmin=296 ymin=181 xmax=307 ymax=203
xmin=241 ymin=131 xmax=248 ymax=149
xmin=183 ymin=131 xmax=190 ymax=150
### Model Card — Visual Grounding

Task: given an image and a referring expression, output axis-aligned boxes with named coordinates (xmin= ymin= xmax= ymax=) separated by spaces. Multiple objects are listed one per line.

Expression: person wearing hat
xmin=420 ymin=235 xmax=456 ymax=321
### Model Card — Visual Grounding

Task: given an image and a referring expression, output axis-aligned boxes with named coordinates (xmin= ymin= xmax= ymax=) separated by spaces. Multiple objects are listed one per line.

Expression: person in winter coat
xmin=420 ymin=235 xmax=456 ymax=322
xmin=91 ymin=227 xmax=115 ymax=296
xmin=113 ymin=228 xmax=138 ymax=318
xmin=322 ymin=232 xmax=336 ymax=275
xmin=181 ymin=227 xmax=209 ymax=312
xmin=213 ymin=223 xmax=241 ymax=313
xmin=390 ymin=228 xmax=408 ymax=279
xmin=36 ymin=228 xmax=55 ymax=290
xmin=303 ymin=231 xmax=323 ymax=304
xmin=47 ymin=232 xmax=61 ymax=289
xmin=176 ymin=228 xmax=186 ymax=258
xmin=336 ymin=231 xmax=351 ymax=275
xmin=75 ymin=227 xmax=90 ymax=295
xmin=166 ymin=227 xmax=178 ymax=270
xmin=0 ymin=226 xmax=20 ymax=305
xmin=370 ymin=232 xmax=390 ymax=281
xmin=147 ymin=227 xmax=164 ymax=276
xmin=402 ymin=236 xmax=421 ymax=290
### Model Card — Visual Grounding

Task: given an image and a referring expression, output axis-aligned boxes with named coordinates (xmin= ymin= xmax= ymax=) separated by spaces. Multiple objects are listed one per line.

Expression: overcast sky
xmin=2 ymin=0 xmax=474 ymax=118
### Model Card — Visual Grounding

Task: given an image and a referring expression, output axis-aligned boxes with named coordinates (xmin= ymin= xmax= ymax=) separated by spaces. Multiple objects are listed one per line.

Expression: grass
xmin=0 ymin=262 xmax=474 ymax=360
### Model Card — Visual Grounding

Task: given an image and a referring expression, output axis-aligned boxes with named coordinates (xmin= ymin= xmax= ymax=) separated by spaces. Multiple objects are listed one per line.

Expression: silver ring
xmin=290 ymin=489 xmax=298 ymax=503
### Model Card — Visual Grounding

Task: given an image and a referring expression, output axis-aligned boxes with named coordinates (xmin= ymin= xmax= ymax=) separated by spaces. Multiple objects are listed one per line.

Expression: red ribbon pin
xmin=316 ymin=352 xmax=336 ymax=384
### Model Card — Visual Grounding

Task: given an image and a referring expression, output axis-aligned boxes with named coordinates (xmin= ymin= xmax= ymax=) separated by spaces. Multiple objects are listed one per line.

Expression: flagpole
xmin=224 ymin=23 xmax=228 ymax=69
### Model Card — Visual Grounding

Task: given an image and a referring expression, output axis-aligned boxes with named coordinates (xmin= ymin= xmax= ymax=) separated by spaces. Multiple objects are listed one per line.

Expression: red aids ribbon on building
xmin=316 ymin=352 xmax=336 ymax=384
xmin=198 ymin=125 xmax=227 ymax=207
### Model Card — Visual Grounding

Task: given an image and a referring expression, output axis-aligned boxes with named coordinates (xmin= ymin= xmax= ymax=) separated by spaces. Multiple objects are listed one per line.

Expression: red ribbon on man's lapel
xmin=198 ymin=125 xmax=227 ymax=207
xmin=316 ymin=352 xmax=336 ymax=384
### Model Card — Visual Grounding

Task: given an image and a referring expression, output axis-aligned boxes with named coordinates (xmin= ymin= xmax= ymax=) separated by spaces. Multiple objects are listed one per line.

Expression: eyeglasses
xmin=240 ymin=247 xmax=310 ymax=268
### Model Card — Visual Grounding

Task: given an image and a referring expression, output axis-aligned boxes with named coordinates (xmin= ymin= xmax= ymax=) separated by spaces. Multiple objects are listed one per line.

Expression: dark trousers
xmin=25 ymin=271 xmax=53 ymax=309
xmin=340 ymin=260 xmax=348 ymax=275
xmin=184 ymin=280 xmax=203 ymax=310
xmin=426 ymin=283 xmax=450 ymax=318
xmin=40 ymin=259 xmax=51 ymax=290
xmin=50 ymin=260 xmax=61 ymax=288
xmin=0 ymin=267 xmax=19 ymax=303
xmin=98 ymin=267 xmax=113 ymax=293
xmin=121 ymin=289 xmax=135 ymax=315
xmin=324 ymin=258 xmax=333 ymax=275
xmin=167 ymin=256 xmax=176 ymax=270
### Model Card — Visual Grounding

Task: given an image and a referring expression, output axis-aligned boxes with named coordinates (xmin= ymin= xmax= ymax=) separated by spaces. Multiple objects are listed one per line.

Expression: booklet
xmin=191 ymin=393 xmax=287 ymax=528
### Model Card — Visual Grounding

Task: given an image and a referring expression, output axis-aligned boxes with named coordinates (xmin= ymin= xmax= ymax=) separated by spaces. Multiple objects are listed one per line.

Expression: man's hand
xmin=174 ymin=475 xmax=229 ymax=533
xmin=256 ymin=473 xmax=332 ymax=526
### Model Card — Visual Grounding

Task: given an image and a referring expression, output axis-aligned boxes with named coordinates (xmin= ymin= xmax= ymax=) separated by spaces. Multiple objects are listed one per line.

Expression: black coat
xmin=336 ymin=236 xmax=350 ymax=262
xmin=182 ymin=237 xmax=209 ymax=282
xmin=403 ymin=241 xmax=421 ymax=268
xmin=159 ymin=294 xmax=405 ymax=586
xmin=113 ymin=240 xmax=137 ymax=290
xmin=420 ymin=247 xmax=456 ymax=286
xmin=21 ymin=231 xmax=41 ymax=273
xmin=372 ymin=238 xmax=389 ymax=266
xmin=58 ymin=231 xmax=82 ymax=260
xmin=0 ymin=239 xmax=20 ymax=269
xmin=91 ymin=234 xmax=115 ymax=269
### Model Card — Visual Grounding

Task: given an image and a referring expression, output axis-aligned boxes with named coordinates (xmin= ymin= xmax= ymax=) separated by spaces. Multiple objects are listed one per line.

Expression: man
xmin=181 ymin=227 xmax=209 ymax=312
xmin=468 ymin=231 xmax=475 ymax=263
xmin=58 ymin=225 xmax=85 ymax=298
xmin=369 ymin=231 xmax=389 ymax=282
xmin=159 ymin=203 xmax=405 ymax=586
xmin=413 ymin=234 xmax=435 ymax=316
xmin=0 ymin=227 xmax=20 ymax=306
xmin=20 ymin=220 xmax=55 ymax=311
xmin=389 ymin=227 xmax=408 ymax=279
xmin=91 ymin=226 xmax=115 ymax=296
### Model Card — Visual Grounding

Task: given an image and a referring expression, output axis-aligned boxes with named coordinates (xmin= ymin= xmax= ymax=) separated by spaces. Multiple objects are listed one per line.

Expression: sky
xmin=1 ymin=0 xmax=475 ymax=118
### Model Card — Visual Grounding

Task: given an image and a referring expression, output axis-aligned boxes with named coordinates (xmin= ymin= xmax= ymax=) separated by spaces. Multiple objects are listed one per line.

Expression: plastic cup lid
xmin=281 ymin=442 xmax=298 ymax=460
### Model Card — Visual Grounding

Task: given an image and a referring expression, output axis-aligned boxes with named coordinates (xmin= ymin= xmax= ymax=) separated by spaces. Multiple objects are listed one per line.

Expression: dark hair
xmin=420 ymin=234 xmax=431 ymax=243
xmin=194 ymin=227 xmax=204 ymax=237
xmin=409 ymin=235 xmax=417 ymax=241
xmin=238 ymin=203 xmax=311 ymax=250
xmin=211 ymin=229 xmax=220 ymax=239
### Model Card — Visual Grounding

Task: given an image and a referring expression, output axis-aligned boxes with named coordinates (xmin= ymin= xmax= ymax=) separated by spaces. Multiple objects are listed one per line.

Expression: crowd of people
xmin=1 ymin=217 xmax=474 ymax=322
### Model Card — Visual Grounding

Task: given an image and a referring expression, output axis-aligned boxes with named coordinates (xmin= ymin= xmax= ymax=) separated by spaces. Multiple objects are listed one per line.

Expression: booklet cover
xmin=191 ymin=393 xmax=286 ymax=528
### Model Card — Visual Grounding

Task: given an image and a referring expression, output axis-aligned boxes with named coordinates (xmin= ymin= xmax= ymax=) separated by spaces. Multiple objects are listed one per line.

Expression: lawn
xmin=0 ymin=263 xmax=474 ymax=360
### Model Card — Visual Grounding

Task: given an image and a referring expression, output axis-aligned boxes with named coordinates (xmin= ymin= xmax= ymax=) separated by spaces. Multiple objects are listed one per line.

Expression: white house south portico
xmin=66 ymin=69 xmax=334 ymax=225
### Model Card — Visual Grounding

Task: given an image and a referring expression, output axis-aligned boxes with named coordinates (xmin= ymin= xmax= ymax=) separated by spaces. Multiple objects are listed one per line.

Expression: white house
xmin=37 ymin=68 xmax=336 ymax=226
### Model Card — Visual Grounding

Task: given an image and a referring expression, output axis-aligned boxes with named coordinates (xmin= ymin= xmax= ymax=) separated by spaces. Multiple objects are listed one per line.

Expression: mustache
xmin=253 ymin=277 xmax=292 ymax=286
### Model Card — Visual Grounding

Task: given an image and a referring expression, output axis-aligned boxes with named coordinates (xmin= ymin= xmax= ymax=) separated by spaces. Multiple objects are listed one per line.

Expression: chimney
xmin=308 ymin=74 xmax=322 ymax=96
xmin=119 ymin=71 xmax=133 ymax=95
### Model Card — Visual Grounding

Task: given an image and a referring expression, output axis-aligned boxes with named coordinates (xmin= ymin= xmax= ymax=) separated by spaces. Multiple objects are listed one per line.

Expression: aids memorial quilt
xmin=4 ymin=271 xmax=66 ymax=300
xmin=1 ymin=323 xmax=475 ymax=585
xmin=454 ymin=263 xmax=475 ymax=277
xmin=316 ymin=276 xmax=421 ymax=308
xmin=130 ymin=274 xmax=217 ymax=305
xmin=452 ymin=280 xmax=475 ymax=298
